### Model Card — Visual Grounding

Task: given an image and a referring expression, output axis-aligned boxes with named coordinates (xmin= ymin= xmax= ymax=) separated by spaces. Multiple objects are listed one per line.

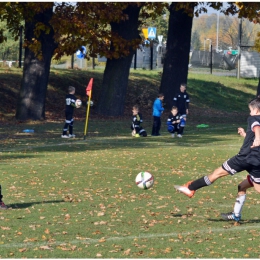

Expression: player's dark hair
xmin=68 ymin=86 xmax=75 ymax=93
xmin=171 ymin=106 xmax=178 ymax=110
xmin=158 ymin=93 xmax=164 ymax=98
xmin=133 ymin=105 xmax=139 ymax=110
xmin=249 ymin=96 xmax=260 ymax=110
xmin=181 ymin=83 xmax=187 ymax=88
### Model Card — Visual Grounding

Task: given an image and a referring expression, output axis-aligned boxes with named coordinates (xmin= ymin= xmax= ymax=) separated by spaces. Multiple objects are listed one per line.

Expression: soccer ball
xmin=75 ymin=99 xmax=82 ymax=108
xmin=135 ymin=171 xmax=154 ymax=189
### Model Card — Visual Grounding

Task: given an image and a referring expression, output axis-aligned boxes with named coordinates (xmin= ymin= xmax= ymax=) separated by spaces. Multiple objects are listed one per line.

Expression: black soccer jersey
xmin=65 ymin=94 xmax=76 ymax=114
xmin=173 ymin=91 xmax=190 ymax=115
xmin=239 ymin=115 xmax=260 ymax=156
xmin=167 ymin=112 xmax=183 ymax=125
xmin=132 ymin=113 xmax=143 ymax=129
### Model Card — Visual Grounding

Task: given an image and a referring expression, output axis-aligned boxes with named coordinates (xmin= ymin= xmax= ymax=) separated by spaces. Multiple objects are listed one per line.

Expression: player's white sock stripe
xmin=204 ymin=176 xmax=212 ymax=185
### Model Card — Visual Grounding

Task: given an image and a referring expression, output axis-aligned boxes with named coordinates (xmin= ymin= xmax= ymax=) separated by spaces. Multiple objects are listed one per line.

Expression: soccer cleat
xmin=69 ymin=134 xmax=76 ymax=138
xmin=174 ymin=181 xmax=195 ymax=198
xmin=61 ymin=135 xmax=69 ymax=138
xmin=221 ymin=212 xmax=241 ymax=222
xmin=177 ymin=134 xmax=182 ymax=138
xmin=171 ymin=133 xmax=175 ymax=138
xmin=0 ymin=201 xmax=7 ymax=210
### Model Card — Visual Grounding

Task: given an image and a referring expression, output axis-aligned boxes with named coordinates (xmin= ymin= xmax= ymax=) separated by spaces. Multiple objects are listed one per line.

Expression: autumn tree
xmin=96 ymin=3 xmax=166 ymax=116
xmin=159 ymin=2 xmax=248 ymax=108
xmin=0 ymin=2 xmax=167 ymax=119
xmin=160 ymin=3 xmax=195 ymax=107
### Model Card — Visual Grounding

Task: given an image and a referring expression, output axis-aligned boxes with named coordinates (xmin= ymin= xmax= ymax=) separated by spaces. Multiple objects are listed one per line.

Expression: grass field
xmin=0 ymin=68 xmax=260 ymax=258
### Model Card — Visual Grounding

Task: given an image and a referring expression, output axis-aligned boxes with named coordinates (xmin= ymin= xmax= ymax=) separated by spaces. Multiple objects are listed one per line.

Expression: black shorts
xmin=65 ymin=112 xmax=73 ymax=122
xmin=222 ymin=154 xmax=260 ymax=184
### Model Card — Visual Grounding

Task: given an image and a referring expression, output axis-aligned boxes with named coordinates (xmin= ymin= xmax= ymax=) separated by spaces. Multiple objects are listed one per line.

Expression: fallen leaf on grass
xmin=39 ymin=245 xmax=52 ymax=250
xmin=1 ymin=226 xmax=11 ymax=230
xmin=18 ymin=248 xmax=27 ymax=252
xmin=124 ymin=249 xmax=131 ymax=255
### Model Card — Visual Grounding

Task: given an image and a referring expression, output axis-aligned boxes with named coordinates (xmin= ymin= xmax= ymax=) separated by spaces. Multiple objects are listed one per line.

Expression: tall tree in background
xmin=0 ymin=2 xmax=166 ymax=119
xmin=96 ymin=2 xmax=166 ymax=116
xmin=160 ymin=3 xmax=195 ymax=107
xmin=96 ymin=4 xmax=142 ymax=116
xmin=16 ymin=4 xmax=57 ymax=120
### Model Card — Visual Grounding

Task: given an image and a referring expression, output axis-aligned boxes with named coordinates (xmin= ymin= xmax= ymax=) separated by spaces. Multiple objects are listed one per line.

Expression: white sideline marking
xmin=0 ymin=224 xmax=259 ymax=249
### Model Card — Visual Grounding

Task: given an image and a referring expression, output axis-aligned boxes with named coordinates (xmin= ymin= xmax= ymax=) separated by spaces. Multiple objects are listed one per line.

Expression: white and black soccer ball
xmin=135 ymin=171 xmax=154 ymax=189
xmin=75 ymin=99 xmax=82 ymax=108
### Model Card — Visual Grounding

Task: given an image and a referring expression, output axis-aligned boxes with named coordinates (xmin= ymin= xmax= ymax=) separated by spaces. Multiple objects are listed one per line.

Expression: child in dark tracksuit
xmin=167 ymin=106 xmax=185 ymax=138
xmin=131 ymin=105 xmax=147 ymax=137
xmin=61 ymin=86 xmax=77 ymax=138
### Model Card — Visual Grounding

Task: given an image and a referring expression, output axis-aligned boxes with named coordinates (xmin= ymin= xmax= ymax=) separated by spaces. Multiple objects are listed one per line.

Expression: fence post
xmin=210 ymin=44 xmax=212 ymax=74
xmin=150 ymin=40 xmax=153 ymax=70
xmin=237 ymin=18 xmax=242 ymax=79
xmin=134 ymin=49 xmax=137 ymax=70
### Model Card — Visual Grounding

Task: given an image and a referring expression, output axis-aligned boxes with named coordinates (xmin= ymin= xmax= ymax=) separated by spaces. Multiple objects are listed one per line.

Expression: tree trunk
xmin=16 ymin=7 xmax=57 ymax=121
xmin=96 ymin=4 xmax=141 ymax=116
xmin=160 ymin=3 xmax=194 ymax=108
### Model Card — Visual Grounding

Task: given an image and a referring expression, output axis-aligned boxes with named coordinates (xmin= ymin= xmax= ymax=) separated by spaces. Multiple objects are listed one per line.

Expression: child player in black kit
xmin=61 ymin=86 xmax=77 ymax=138
xmin=131 ymin=105 xmax=147 ymax=137
xmin=167 ymin=106 xmax=185 ymax=138
xmin=173 ymin=83 xmax=190 ymax=136
xmin=175 ymin=96 xmax=260 ymax=222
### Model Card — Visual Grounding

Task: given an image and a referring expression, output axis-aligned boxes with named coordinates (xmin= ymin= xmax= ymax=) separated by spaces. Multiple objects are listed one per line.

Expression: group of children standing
xmin=131 ymin=83 xmax=190 ymax=138
xmin=59 ymin=84 xmax=190 ymax=139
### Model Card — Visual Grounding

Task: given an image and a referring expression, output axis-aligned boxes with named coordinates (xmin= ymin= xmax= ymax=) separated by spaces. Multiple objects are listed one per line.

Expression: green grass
xmin=0 ymin=68 xmax=260 ymax=257
xmin=0 ymin=119 xmax=259 ymax=258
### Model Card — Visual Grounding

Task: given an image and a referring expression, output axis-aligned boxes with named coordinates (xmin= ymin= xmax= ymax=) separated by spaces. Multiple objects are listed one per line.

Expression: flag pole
xmin=84 ymin=78 xmax=93 ymax=140
xmin=84 ymin=91 xmax=92 ymax=140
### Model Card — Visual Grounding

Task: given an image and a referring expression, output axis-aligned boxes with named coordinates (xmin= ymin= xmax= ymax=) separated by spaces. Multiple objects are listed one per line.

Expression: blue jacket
xmin=153 ymin=98 xmax=164 ymax=117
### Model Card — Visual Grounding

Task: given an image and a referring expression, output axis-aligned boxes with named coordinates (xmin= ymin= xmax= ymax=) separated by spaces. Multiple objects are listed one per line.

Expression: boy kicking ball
xmin=175 ymin=96 xmax=260 ymax=222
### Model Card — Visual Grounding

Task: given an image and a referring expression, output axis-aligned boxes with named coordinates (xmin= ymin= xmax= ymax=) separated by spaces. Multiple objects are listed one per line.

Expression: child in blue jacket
xmin=151 ymin=93 xmax=164 ymax=136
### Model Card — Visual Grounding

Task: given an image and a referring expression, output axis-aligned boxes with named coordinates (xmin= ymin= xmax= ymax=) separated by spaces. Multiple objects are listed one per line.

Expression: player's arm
xmin=251 ymin=125 xmax=260 ymax=148
xmin=186 ymin=94 xmax=190 ymax=115
xmin=238 ymin=127 xmax=246 ymax=137
xmin=71 ymin=99 xmax=76 ymax=108
xmin=173 ymin=95 xmax=178 ymax=106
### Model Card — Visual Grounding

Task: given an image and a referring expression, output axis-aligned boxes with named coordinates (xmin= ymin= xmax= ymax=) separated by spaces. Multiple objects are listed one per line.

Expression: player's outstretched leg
xmin=174 ymin=181 xmax=195 ymax=198
xmin=174 ymin=167 xmax=229 ymax=198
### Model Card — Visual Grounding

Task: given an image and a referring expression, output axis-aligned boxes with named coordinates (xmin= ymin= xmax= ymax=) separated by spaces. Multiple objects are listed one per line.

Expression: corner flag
xmin=86 ymin=78 xmax=93 ymax=97
xmin=84 ymin=78 xmax=94 ymax=139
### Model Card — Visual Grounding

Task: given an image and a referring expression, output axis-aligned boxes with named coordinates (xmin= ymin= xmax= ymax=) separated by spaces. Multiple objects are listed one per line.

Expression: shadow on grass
xmin=7 ymin=199 xmax=65 ymax=209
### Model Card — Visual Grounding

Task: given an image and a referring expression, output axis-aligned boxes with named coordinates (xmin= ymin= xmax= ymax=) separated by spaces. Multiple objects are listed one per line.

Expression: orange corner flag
xmin=86 ymin=78 xmax=93 ymax=97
